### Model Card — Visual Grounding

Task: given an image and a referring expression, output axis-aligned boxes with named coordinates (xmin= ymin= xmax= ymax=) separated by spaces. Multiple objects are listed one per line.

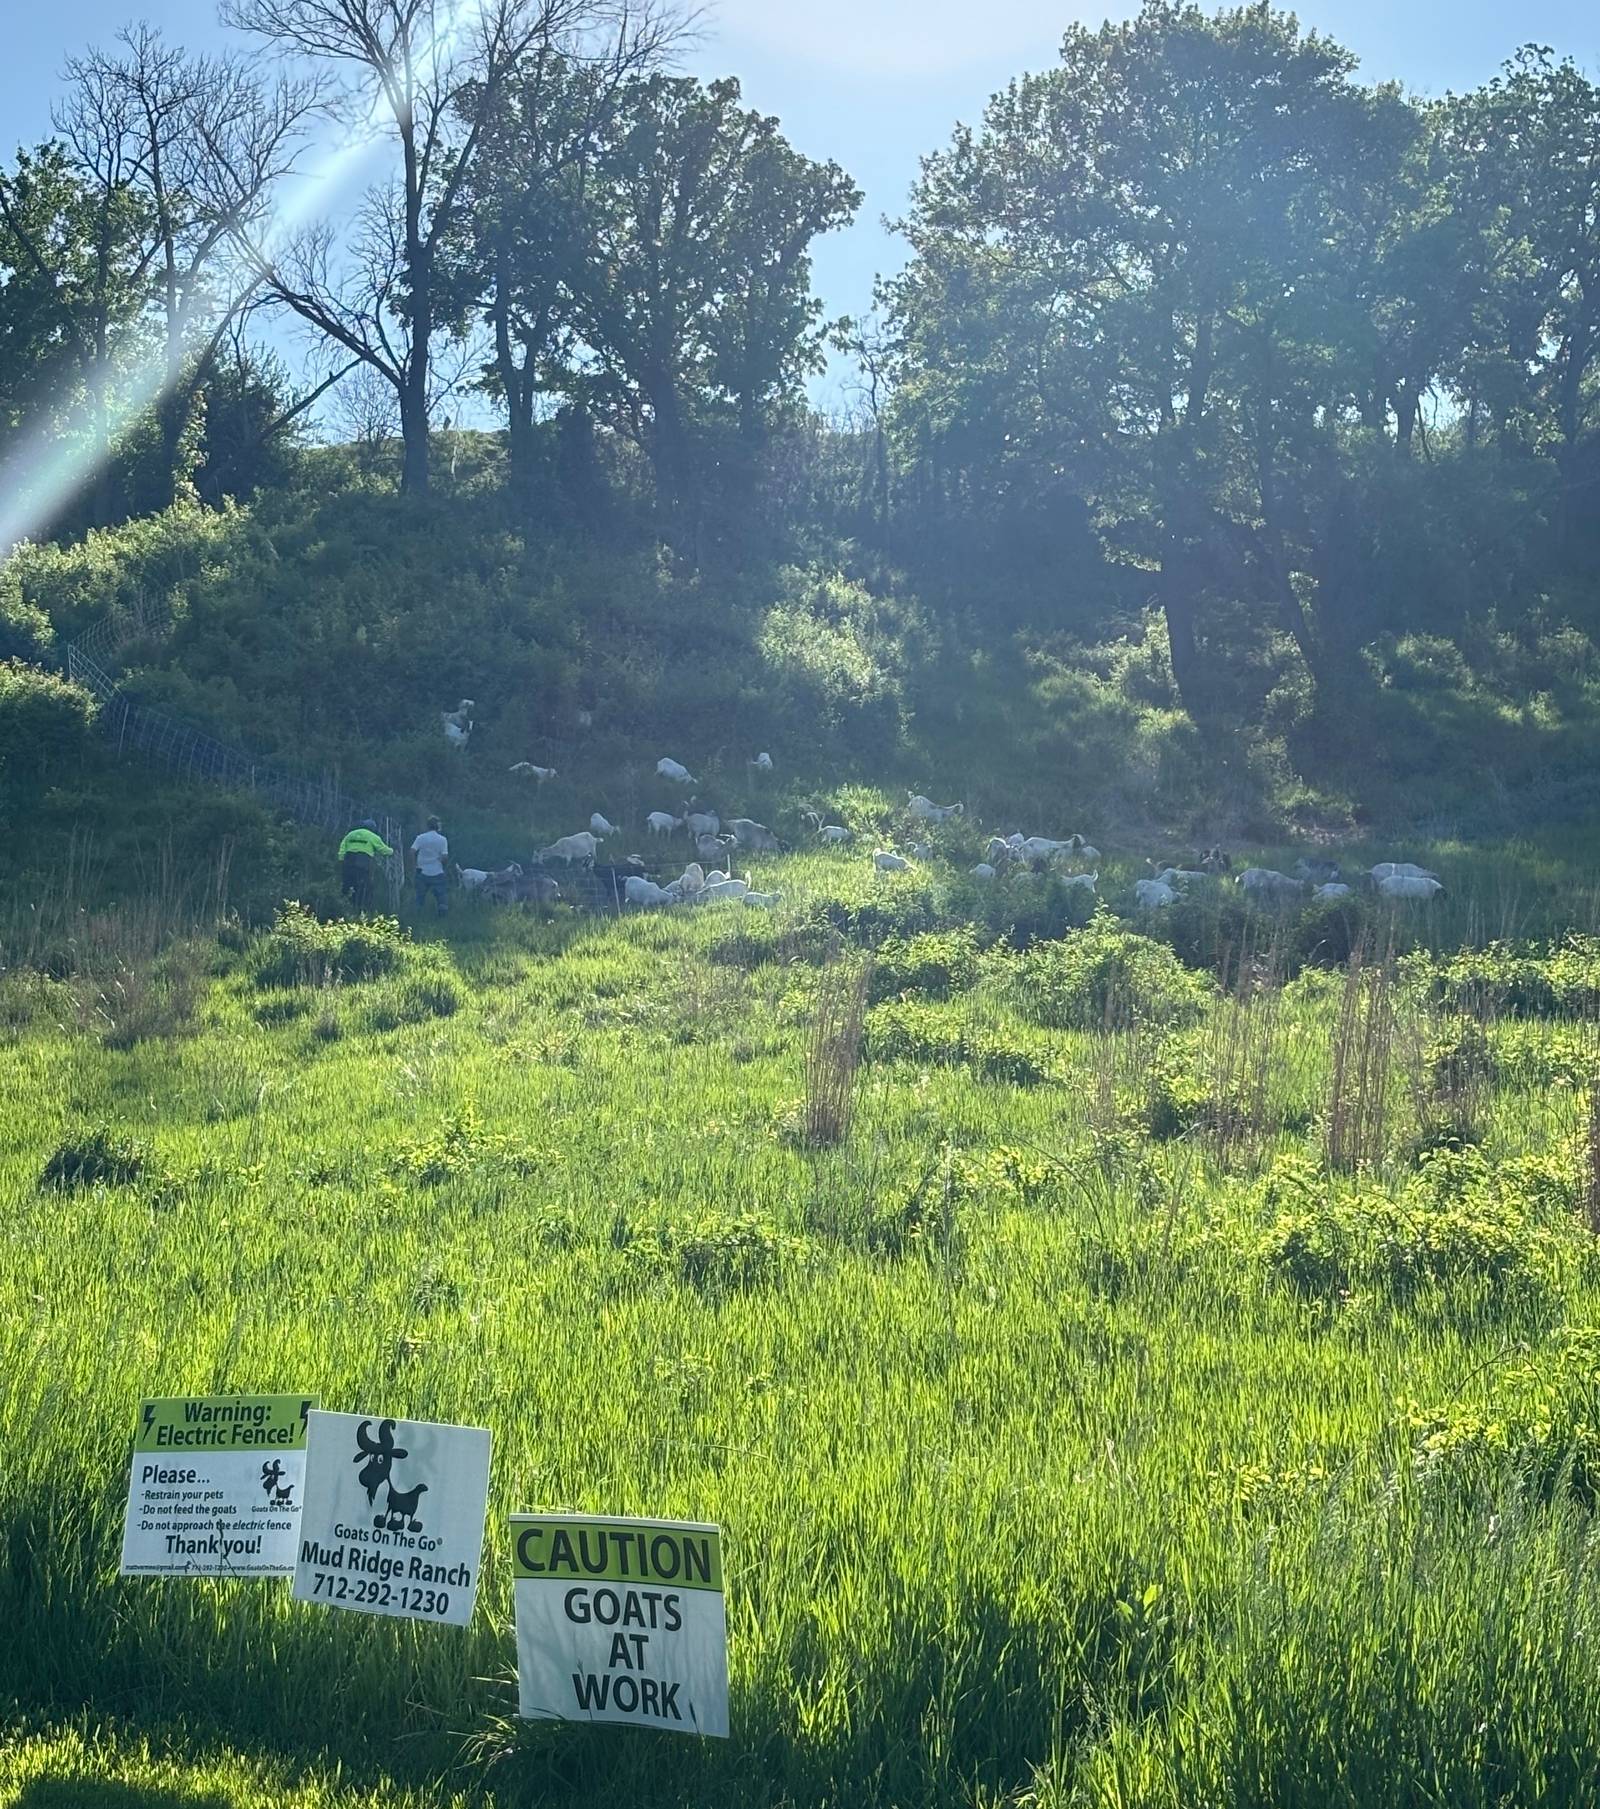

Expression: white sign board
xmin=292 ymin=1410 xmax=490 ymax=1627
xmin=120 ymin=1394 xmax=314 ymax=1578
xmin=512 ymin=1514 xmax=729 ymax=1738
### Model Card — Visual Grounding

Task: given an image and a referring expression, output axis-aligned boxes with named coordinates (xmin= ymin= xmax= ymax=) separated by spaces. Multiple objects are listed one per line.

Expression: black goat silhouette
xmin=273 ymin=1484 xmax=294 ymax=1507
xmin=353 ymin=1420 xmax=407 ymax=1504
xmin=377 ymin=1479 xmax=429 ymax=1532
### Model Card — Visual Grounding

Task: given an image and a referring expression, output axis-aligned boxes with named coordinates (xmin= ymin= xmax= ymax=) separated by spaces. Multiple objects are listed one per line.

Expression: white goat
xmin=1377 ymin=873 xmax=1444 ymax=900
xmin=1314 ymin=882 xmax=1353 ymax=899
xmin=645 ymin=811 xmax=683 ymax=836
xmin=874 ymin=850 xmax=912 ymax=872
xmin=699 ymin=877 xmax=751 ymax=904
xmin=509 ymin=762 xmax=557 ymax=781
xmin=684 ymin=811 xmax=720 ymax=839
xmin=624 ymin=876 xmax=670 ymax=908
xmin=818 ymin=824 xmax=851 ymax=846
xmin=1135 ymin=878 xmax=1179 ymax=909
xmin=743 ymin=889 xmax=783 ymax=908
xmin=971 ymin=862 xmax=998 ymax=880
xmin=728 ymin=818 xmax=781 ymax=853
xmin=908 ymin=794 xmax=963 ymax=823
xmin=1370 ymin=862 xmax=1440 ymax=884
xmin=1063 ymin=872 xmax=1099 ymax=893
xmin=910 ymin=842 xmax=933 ymax=860
xmin=1067 ymin=835 xmax=1101 ymax=864
xmin=540 ymin=832 xmax=600 ymax=865
xmin=589 ymin=813 xmax=617 ymax=838
xmin=750 ymin=751 xmax=774 ymax=772
xmin=455 ymin=865 xmax=490 ymax=891
xmin=1238 ymin=868 xmax=1306 ymax=902
xmin=656 ymin=757 xmax=696 ymax=784
xmin=696 ymin=832 xmax=735 ymax=864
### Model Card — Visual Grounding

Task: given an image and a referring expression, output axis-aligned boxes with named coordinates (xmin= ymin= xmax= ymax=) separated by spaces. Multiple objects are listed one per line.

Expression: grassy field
xmin=6 ymin=841 xmax=1600 ymax=1806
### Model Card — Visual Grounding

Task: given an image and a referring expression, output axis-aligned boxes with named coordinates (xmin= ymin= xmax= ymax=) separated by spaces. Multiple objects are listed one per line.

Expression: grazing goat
xmin=684 ymin=811 xmax=720 ymax=839
xmin=656 ymin=757 xmax=696 ymax=785
xmin=874 ymin=850 xmax=912 ymax=872
xmin=1067 ymin=835 xmax=1101 ymax=864
xmin=509 ymin=762 xmax=556 ymax=781
xmin=589 ymin=813 xmax=617 ymax=838
xmin=1238 ymin=868 xmax=1307 ymax=902
xmin=645 ymin=811 xmax=682 ymax=836
xmin=971 ymin=862 xmax=998 ymax=880
xmin=750 ymin=751 xmax=774 ymax=771
xmin=743 ymin=889 xmax=783 ymax=908
xmin=696 ymin=832 xmax=736 ymax=864
xmin=1314 ymin=882 xmax=1353 ymax=899
xmin=818 ymin=824 xmax=851 ymax=845
xmin=728 ymin=818 xmax=781 ymax=852
xmin=908 ymin=794 xmax=963 ymax=823
xmin=540 ymin=832 xmax=599 ymax=865
xmin=625 ymin=876 xmax=671 ymax=908
xmin=1062 ymin=872 xmax=1098 ymax=893
xmin=1377 ymin=873 xmax=1444 ymax=900
xmin=1369 ymin=861 xmax=1440 ymax=884
xmin=455 ymin=865 xmax=489 ymax=891
xmin=1135 ymin=878 xmax=1179 ymax=909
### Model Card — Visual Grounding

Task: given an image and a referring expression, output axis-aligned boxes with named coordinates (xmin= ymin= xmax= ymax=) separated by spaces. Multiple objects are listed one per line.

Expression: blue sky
xmin=4 ymin=1 xmax=1597 ymax=412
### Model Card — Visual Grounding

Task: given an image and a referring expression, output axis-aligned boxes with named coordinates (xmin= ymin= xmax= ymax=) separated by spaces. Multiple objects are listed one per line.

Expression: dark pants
xmin=415 ymin=869 xmax=449 ymax=915
xmin=341 ymin=853 xmax=375 ymax=913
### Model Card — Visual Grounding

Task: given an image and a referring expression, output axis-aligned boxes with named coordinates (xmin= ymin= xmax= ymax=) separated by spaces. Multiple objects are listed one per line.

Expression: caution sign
xmin=120 ymin=1394 xmax=314 ymax=1577
xmin=292 ymin=1410 xmax=490 ymax=1627
xmin=511 ymin=1514 xmax=729 ymax=1738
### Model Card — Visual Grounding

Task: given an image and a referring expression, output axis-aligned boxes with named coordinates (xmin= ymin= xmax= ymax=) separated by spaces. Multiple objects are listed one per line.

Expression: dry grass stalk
xmin=1324 ymin=937 xmax=1398 ymax=1174
xmin=804 ymin=956 xmax=870 ymax=1148
xmin=1586 ymin=1078 xmax=1600 ymax=1238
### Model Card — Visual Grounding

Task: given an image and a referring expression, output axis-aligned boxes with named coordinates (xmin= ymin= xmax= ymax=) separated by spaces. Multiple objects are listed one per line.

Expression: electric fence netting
xmin=64 ymin=608 xmax=406 ymax=907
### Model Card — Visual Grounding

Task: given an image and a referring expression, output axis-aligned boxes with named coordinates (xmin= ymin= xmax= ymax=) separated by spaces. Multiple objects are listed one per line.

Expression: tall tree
xmin=567 ymin=73 xmax=859 ymax=528
xmin=888 ymin=1 xmax=1409 ymax=716
xmin=225 ymin=0 xmax=661 ymax=495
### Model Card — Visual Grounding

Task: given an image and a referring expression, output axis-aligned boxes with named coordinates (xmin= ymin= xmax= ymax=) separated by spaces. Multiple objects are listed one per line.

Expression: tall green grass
xmin=4 ymin=849 xmax=1600 ymax=1805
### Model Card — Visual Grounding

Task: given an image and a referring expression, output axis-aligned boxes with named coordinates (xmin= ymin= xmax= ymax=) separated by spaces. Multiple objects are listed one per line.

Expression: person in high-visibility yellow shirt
xmin=337 ymin=819 xmax=394 ymax=913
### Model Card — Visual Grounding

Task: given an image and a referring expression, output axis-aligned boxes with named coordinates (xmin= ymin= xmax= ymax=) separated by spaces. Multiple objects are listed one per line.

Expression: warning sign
xmin=292 ymin=1410 xmax=490 ymax=1627
xmin=119 ymin=1394 xmax=314 ymax=1577
xmin=511 ymin=1514 xmax=729 ymax=1738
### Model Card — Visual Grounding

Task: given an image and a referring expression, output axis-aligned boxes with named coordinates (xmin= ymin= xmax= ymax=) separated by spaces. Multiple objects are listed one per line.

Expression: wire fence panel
xmin=66 ymin=619 xmax=406 ymax=907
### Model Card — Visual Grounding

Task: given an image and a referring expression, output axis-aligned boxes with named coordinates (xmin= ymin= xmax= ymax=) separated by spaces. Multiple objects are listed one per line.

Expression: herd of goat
xmin=433 ymin=731 xmax=1446 ymax=917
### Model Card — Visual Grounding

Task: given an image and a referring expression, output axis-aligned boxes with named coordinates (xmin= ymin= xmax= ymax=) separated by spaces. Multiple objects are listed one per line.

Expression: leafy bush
xmin=251 ymin=904 xmax=408 ymax=989
xmin=39 ymin=1125 xmax=148 ymax=1191
xmin=1420 ymin=937 xmax=1600 ymax=1019
xmin=391 ymin=1103 xmax=551 ymax=1186
xmin=868 ymin=928 xmax=984 ymax=1003
xmin=1015 ymin=915 xmax=1210 ymax=1031
xmin=1253 ymin=1146 xmax=1579 ymax=1306
xmin=865 ymin=1000 xmax=1050 ymax=1085
xmin=626 ymin=1212 xmax=800 ymax=1294
xmin=0 ymin=662 xmax=97 ymax=786
xmin=1411 ymin=1327 xmax=1600 ymax=1504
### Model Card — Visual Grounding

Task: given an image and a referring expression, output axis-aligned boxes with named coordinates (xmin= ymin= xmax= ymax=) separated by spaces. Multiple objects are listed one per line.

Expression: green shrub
xmin=251 ymin=903 xmax=408 ymax=989
xmin=1411 ymin=1327 xmax=1600 ymax=1504
xmin=39 ymin=1125 xmax=148 ymax=1191
xmin=1421 ymin=937 xmax=1600 ymax=1020
xmin=0 ymin=662 xmax=97 ymax=786
xmin=865 ymin=999 xmax=1050 ymax=1085
xmin=1253 ymin=1146 xmax=1578 ymax=1306
xmin=1015 ymin=915 xmax=1210 ymax=1031
xmin=627 ymin=1212 xmax=800 ymax=1294
xmin=869 ymin=928 xmax=984 ymax=1002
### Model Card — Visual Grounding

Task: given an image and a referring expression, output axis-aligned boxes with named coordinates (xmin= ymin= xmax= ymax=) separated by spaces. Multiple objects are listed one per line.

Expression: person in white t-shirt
xmin=411 ymin=816 xmax=450 ymax=916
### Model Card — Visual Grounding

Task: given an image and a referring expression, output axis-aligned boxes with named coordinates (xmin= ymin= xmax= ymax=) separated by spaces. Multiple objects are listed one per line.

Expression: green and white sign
xmin=511 ymin=1514 xmax=729 ymax=1738
xmin=120 ymin=1394 xmax=314 ymax=1577
xmin=292 ymin=1410 xmax=491 ymax=1627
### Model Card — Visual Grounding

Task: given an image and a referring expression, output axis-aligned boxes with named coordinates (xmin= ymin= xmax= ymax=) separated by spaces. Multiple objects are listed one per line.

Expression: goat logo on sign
xmin=352 ymin=1418 xmax=430 ymax=1533
xmin=260 ymin=1459 xmax=295 ymax=1509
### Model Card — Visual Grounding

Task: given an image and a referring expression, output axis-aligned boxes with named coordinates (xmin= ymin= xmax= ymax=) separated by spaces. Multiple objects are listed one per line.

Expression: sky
xmin=2 ymin=0 xmax=1597 ymax=416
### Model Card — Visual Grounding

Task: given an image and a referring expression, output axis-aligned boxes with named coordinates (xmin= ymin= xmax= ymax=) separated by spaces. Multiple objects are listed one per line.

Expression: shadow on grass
xmin=14 ymin=1785 xmax=230 ymax=1809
